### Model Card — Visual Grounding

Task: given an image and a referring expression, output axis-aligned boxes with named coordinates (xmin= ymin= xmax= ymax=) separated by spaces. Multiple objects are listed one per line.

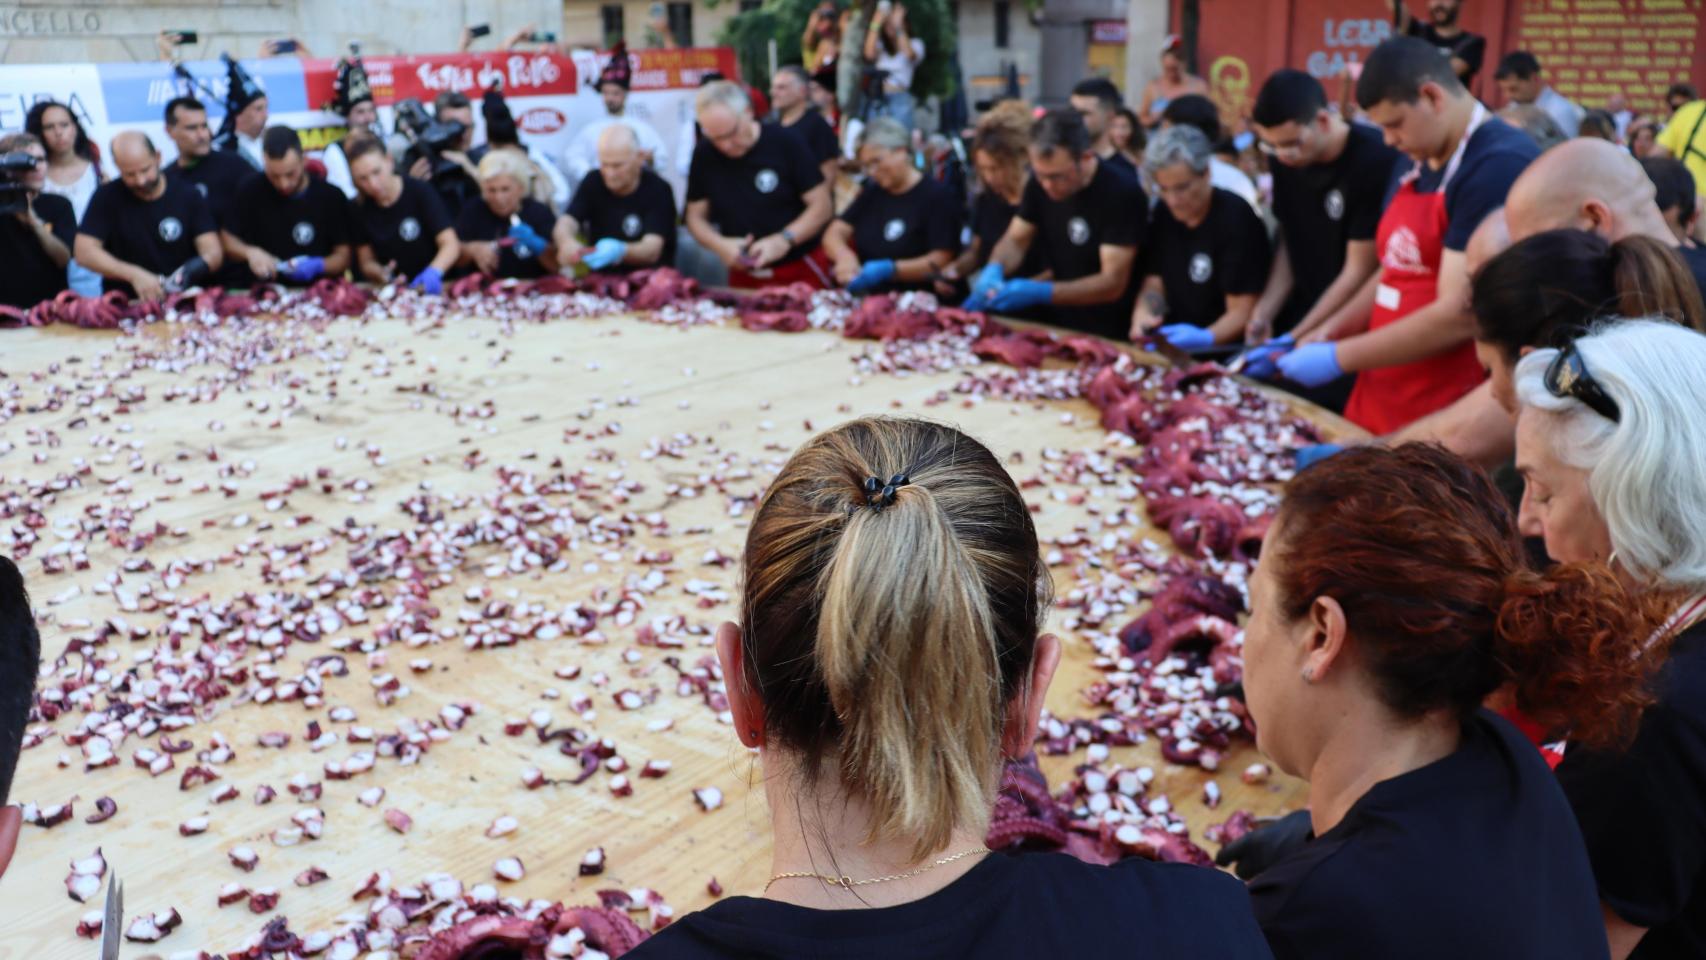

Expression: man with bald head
xmin=1504 ymin=137 xmax=1706 ymax=296
xmin=75 ymin=131 xmax=221 ymax=301
xmin=557 ymin=124 xmax=677 ymax=273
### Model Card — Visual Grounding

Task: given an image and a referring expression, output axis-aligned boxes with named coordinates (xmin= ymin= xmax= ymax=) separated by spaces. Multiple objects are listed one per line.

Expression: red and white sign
xmin=516 ymin=106 xmax=567 ymax=135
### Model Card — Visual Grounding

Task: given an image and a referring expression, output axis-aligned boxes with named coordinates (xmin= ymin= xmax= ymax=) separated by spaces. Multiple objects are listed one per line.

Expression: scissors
xmin=100 ymin=870 xmax=122 ymax=960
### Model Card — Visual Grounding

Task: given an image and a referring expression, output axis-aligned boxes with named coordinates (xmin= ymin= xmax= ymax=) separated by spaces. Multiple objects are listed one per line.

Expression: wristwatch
xmin=780 ymin=228 xmax=797 ymax=246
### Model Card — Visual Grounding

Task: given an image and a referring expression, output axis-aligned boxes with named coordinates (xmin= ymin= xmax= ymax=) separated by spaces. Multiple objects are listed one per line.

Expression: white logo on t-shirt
xmin=292 ymin=222 xmax=316 ymax=246
xmin=622 ymin=213 xmax=643 ymax=237
xmin=882 ymin=218 xmax=906 ymax=242
xmin=1189 ymin=252 xmax=1214 ymax=284
xmin=194 ymin=183 xmax=208 ymax=198
xmin=398 ymin=217 xmax=421 ymax=242
xmin=754 ymin=169 xmax=780 ymax=194
xmin=1067 ymin=216 xmax=1091 ymax=245
xmin=157 ymin=217 xmax=183 ymax=242
xmin=1324 ymin=188 xmax=1345 ymax=222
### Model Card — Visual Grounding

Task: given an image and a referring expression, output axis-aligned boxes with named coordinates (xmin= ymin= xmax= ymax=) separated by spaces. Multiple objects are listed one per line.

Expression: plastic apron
xmin=1343 ymin=105 xmax=1490 ymax=435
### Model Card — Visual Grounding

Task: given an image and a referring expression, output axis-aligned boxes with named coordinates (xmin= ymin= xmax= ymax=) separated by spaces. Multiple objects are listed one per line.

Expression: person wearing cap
xmin=322 ymin=56 xmax=381 ymax=200
xmin=1390 ymin=0 xmax=1486 ymax=88
xmin=1494 ymin=51 xmax=1584 ymax=138
xmin=222 ymin=126 xmax=353 ymax=286
xmin=562 ymin=44 xmax=669 ymax=194
xmin=557 ymin=124 xmax=677 ymax=273
xmin=966 ymin=107 xmax=1147 ymax=338
xmin=212 ymin=54 xmax=269 ymax=170
xmin=685 ymin=80 xmax=833 ymax=288
xmin=1248 ymin=70 xmax=1403 ymax=357
xmin=1138 ymin=35 xmax=1209 ymax=129
xmin=1270 ymin=37 xmax=1537 ymax=435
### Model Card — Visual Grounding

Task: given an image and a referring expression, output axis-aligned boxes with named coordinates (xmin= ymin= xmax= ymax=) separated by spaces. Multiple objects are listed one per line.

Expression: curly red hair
xmin=1271 ymin=443 xmax=1665 ymax=750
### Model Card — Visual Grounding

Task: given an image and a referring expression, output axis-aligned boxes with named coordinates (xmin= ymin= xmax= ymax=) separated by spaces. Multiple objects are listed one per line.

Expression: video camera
xmin=393 ymin=98 xmax=468 ymax=176
xmin=0 ymin=152 xmax=37 ymax=217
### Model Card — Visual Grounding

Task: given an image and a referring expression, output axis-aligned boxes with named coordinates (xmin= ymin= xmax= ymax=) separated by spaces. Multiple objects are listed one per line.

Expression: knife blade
xmin=100 ymin=873 xmax=121 ymax=960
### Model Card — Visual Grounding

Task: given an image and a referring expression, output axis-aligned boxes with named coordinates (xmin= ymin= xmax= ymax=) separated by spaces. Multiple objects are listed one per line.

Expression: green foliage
xmin=717 ymin=0 xmax=956 ymax=100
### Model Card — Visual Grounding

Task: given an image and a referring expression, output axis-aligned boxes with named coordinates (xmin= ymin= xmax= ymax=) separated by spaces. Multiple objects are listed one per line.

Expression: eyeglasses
xmin=1544 ymin=343 xmax=1620 ymax=422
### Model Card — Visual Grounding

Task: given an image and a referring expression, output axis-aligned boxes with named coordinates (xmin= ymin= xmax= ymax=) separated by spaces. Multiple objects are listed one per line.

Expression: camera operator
xmin=75 ymin=132 xmax=221 ymax=301
xmin=223 ymin=126 xmax=353 ymax=286
xmin=404 ymin=91 xmax=486 ymax=217
xmin=0 ymin=134 xmax=74 ymax=310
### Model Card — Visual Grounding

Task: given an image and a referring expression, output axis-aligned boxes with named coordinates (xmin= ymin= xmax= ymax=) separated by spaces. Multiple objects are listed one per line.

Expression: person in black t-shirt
xmin=1233 ymin=442 xmax=1642 ymax=960
xmin=1070 ymin=76 xmax=1140 ymax=183
xmin=0 ymin=133 xmax=73 ymax=310
xmin=75 ymin=132 xmax=221 ymax=301
xmin=686 ymin=81 xmax=832 ymax=289
xmin=967 ymin=108 xmax=1147 ymax=338
xmin=936 ymin=102 xmax=1043 ymax=300
xmin=456 ymin=150 xmax=562 ymax=280
xmin=1250 ymin=70 xmax=1402 ymax=344
xmin=1511 ymin=321 xmax=1706 ymax=960
xmin=162 ymin=97 xmax=253 ymax=232
xmin=822 ymin=118 xmax=961 ymax=295
xmin=558 ymin=125 xmax=677 ymax=274
xmin=346 ymin=137 xmax=458 ymax=292
xmin=770 ymin=65 xmax=840 ymax=190
xmin=1393 ymin=0 xmax=1486 ymax=88
xmin=1133 ymin=125 xmax=1271 ymax=347
xmin=222 ymin=126 xmax=353 ymax=286
xmin=622 ymin=418 xmax=1273 ymax=960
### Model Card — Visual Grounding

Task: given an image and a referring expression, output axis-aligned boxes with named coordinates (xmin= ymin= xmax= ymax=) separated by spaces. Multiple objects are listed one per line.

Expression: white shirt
xmin=1210 ymin=157 xmax=1260 ymax=214
xmin=562 ymin=114 xmax=668 ymax=193
xmin=873 ymin=38 xmax=925 ymax=91
xmin=322 ymin=140 xmax=357 ymax=199
xmin=528 ymin=144 xmax=570 ymax=212
xmin=40 ymin=161 xmax=99 ymax=220
xmin=236 ymin=131 xmax=264 ymax=171
xmin=1534 ymin=86 xmax=1585 ymax=138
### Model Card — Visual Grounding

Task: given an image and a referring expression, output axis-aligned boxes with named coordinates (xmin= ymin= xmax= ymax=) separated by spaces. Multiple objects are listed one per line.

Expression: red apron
xmin=1343 ymin=114 xmax=1489 ymax=435
xmin=729 ymin=247 xmax=833 ymax=290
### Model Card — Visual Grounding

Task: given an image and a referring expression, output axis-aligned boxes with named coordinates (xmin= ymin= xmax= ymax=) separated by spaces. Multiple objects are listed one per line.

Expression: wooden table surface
xmin=0 ymin=310 xmax=1349 ymax=958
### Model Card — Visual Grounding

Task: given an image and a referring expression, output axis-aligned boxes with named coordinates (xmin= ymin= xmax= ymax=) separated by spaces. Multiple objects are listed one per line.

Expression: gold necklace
xmin=764 ymin=847 xmax=989 ymax=894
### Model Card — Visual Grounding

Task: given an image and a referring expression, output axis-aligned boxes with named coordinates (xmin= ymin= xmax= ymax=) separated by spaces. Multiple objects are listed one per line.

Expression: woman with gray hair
xmin=821 ymin=117 xmax=961 ymax=293
xmin=1130 ymin=124 xmax=1271 ymax=348
xmin=455 ymin=149 xmax=562 ymax=279
xmin=1512 ymin=318 xmax=1706 ymax=960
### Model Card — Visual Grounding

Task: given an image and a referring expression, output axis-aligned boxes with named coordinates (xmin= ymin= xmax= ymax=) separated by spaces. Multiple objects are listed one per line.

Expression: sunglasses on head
xmin=1544 ymin=343 xmax=1620 ymax=422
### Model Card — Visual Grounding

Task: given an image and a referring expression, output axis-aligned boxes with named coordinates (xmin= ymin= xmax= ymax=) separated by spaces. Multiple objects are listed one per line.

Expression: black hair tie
xmin=864 ymin=472 xmax=909 ymax=512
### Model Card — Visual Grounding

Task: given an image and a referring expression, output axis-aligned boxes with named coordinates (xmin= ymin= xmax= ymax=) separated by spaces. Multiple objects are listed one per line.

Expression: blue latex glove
xmin=410 ymin=266 xmax=444 ymax=295
xmin=283 ymin=256 xmax=325 ymax=283
xmin=1159 ymin=323 xmax=1215 ymax=350
xmin=1294 ymin=443 xmax=1345 ymax=471
xmin=1238 ymin=334 xmax=1293 ymax=380
xmin=507 ymin=222 xmax=547 ymax=259
xmin=846 ymin=259 xmax=896 ymax=294
xmin=986 ymin=278 xmax=1054 ymax=314
xmin=1277 ymin=341 xmax=1343 ymax=387
xmin=581 ymin=237 xmax=628 ymax=271
xmin=962 ymin=262 xmax=1005 ymax=309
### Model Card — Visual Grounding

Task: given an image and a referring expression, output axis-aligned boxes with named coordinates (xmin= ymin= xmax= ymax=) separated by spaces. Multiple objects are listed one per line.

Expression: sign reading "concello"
xmin=0 ymin=7 xmax=102 ymax=36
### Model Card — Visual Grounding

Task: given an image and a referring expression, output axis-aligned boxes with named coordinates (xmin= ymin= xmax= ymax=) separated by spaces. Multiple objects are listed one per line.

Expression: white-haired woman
xmin=1513 ymin=318 xmax=1706 ymax=960
xmin=455 ymin=149 xmax=562 ymax=279
xmin=821 ymin=117 xmax=961 ymax=294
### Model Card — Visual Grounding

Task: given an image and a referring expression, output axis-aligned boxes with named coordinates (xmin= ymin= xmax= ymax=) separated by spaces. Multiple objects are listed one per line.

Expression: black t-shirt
xmin=1144 ymin=188 xmax=1271 ymax=329
xmin=1015 ymin=159 xmax=1149 ymax=336
xmin=781 ymin=108 xmax=840 ymax=167
xmin=566 ymin=168 xmax=679 ymax=272
xmin=687 ymin=121 xmax=825 ymax=262
xmin=1407 ymin=21 xmax=1487 ymax=82
xmin=352 ymin=178 xmax=453 ymax=280
xmin=1251 ymin=710 xmax=1608 ymax=960
xmin=971 ymin=189 xmax=1045 ymax=279
xmin=1102 ymin=150 xmax=1140 ymax=183
xmin=455 ymin=197 xmax=558 ymax=280
xmin=837 ymin=176 xmax=962 ymax=290
xmin=230 ymin=173 xmax=353 ymax=263
xmin=1676 ymin=243 xmax=1706 ymax=302
xmin=0 ymin=193 xmax=75 ymax=309
xmin=1269 ymin=123 xmax=1401 ymax=331
xmin=1557 ymin=619 xmax=1706 ymax=960
xmin=77 ymin=178 xmax=216 ymax=295
xmin=165 ymin=151 xmax=253 ymax=229
xmin=625 ymin=850 xmax=1274 ymax=959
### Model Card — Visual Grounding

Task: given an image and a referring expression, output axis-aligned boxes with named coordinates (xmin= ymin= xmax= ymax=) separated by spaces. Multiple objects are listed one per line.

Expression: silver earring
xmin=1301 ymin=667 xmax=1315 ymax=682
